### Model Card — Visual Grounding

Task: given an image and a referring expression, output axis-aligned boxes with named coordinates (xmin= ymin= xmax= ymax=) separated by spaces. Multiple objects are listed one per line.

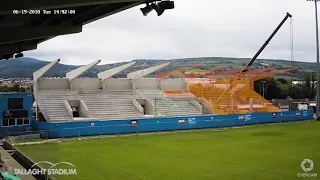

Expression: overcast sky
xmin=25 ymin=0 xmax=317 ymax=65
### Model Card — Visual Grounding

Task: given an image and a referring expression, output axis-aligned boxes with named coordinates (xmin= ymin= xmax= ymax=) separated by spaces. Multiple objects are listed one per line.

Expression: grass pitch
xmin=17 ymin=121 xmax=320 ymax=180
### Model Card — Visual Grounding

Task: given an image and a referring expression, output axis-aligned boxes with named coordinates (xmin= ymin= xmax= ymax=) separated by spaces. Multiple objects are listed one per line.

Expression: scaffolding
xmin=159 ymin=66 xmax=296 ymax=115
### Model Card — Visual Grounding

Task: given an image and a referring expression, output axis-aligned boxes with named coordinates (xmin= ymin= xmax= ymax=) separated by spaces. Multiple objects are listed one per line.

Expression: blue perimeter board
xmin=32 ymin=110 xmax=313 ymax=138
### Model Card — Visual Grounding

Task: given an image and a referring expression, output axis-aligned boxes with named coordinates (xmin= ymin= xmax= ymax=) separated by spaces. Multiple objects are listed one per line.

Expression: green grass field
xmin=17 ymin=121 xmax=320 ymax=180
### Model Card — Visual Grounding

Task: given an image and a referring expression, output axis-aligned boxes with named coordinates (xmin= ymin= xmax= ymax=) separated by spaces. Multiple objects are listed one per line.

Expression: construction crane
xmin=240 ymin=12 xmax=292 ymax=75
xmin=214 ymin=12 xmax=293 ymax=111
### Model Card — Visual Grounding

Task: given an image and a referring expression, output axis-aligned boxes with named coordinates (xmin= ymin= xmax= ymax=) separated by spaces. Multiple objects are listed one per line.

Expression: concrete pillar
xmin=231 ymin=99 xmax=234 ymax=112
xmin=305 ymin=98 xmax=310 ymax=109
xmin=132 ymin=80 xmax=136 ymax=90
xmin=70 ymin=80 xmax=73 ymax=90
xmin=289 ymin=98 xmax=293 ymax=111
xmin=249 ymin=98 xmax=253 ymax=113
xmin=35 ymin=106 xmax=39 ymax=120
xmin=102 ymin=80 xmax=106 ymax=91
xmin=35 ymin=81 xmax=40 ymax=92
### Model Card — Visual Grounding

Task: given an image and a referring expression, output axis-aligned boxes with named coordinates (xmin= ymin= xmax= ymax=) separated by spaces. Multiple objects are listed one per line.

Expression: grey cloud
xmin=25 ymin=0 xmax=319 ymax=65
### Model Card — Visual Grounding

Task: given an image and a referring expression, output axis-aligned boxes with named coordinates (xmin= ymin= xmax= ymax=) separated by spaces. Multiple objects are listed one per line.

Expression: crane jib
xmin=240 ymin=12 xmax=292 ymax=73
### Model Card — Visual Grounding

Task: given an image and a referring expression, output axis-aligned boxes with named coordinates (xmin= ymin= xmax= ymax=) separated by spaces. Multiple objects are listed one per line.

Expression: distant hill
xmin=0 ymin=57 xmax=315 ymax=79
xmin=0 ymin=58 xmax=78 ymax=78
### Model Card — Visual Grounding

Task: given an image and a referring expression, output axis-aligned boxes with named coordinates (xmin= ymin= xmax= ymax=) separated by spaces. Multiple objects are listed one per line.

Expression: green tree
xmin=265 ymin=78 xmax=282 ymax=100
xmin=0 ymin=85 xmax=9 ymax=92
xmin=11 ymin=83 xmax=20 ymax=92
xmin=304 ymin=71 xmax=316 ymax=99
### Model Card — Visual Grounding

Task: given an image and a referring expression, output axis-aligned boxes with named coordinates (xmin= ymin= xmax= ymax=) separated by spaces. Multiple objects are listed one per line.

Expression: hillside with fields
xmin=0 ymin=57 xmax=314 ymax=79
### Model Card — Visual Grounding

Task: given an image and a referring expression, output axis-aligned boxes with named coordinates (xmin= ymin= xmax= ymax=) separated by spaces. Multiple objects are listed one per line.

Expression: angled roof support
xmin=66 ymin=60 xmax=101 ymax=80
xmin=98 ymin=61 xmax=136 ymax=80
xmin=33 ymin=59 xmax=60 ymax=81
xmin=127 ymin=62 xmax=170 ymax=79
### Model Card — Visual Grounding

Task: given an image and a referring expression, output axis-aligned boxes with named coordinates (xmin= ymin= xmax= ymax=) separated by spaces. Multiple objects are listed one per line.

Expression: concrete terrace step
xmin=38 ymin=90 xmax=203 ymax=122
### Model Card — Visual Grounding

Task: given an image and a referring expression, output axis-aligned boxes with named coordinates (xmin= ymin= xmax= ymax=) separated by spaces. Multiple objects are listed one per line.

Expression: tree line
xmin=0 ymin=84 xmax=33 ymax=94
xmin=254 ymin=71 xmax=316 ymax=100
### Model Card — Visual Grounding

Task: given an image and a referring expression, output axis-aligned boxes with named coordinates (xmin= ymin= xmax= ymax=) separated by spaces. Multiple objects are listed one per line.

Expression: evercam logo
xmin=14 ymin=161 xmax=77 ymax=176
xmin=301 ymin=159 xmax=314 ymax=172
xmin=297 ymin=159 xmax=317 ymax=178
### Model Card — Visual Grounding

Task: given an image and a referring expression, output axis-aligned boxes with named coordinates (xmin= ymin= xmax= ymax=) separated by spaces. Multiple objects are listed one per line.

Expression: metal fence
xmin=152 ymin=98 xmax=203 ymax=117
xmin=7 ymin=110 xmax=314 ymax=140
xmin=269 ymin=98 xmax=314 ymax=112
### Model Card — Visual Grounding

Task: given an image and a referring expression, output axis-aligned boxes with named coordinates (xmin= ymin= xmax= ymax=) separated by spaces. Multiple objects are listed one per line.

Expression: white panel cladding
xmin=38 ymin=78 xmax=70 ymax=90
xmin=104 ymin=78 xmax=132 ymax=90
xmin=162 ymin=79 xmax=187 ymax=89
xmin=71 ymin=78 xmax=102 ymax=90
xmin=134 ymin=78 xmax=159 ymax=90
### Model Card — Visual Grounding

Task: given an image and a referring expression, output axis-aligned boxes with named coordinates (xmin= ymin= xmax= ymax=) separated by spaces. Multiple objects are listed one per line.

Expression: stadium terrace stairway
xmin=101 ymin=91 xmax=143 ymax=119
xmin=137 ymin=90 xmax=202 ymax=117
xmin=155 ymin=99 xmax=202 ymax=116
xmin=37 ymin=91 xmax=73 ymax=122
xmin=37 ymin=90 xmax=203 ymax=122
xmin=37 ymin=90 xmax=143 ymax=122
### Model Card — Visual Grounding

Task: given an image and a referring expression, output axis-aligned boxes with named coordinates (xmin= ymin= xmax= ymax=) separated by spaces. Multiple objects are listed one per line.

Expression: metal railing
xmin=4 ymin=110 xmax=314 ymax=142
xmin=269 ymin=98 xmax=313 ymax=112
xmin=153 ymin=98 xmax=202 ymax=117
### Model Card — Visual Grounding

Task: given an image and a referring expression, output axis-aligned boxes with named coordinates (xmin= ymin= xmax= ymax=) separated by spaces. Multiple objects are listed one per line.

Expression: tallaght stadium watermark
xmin=297 ymin=159 xmax=317 ymax=178
xmin=14 ymin=161 xmax=77 ymax=175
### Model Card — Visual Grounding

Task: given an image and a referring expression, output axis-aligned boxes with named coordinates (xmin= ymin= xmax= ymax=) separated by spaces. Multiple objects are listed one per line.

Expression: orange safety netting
xmin=161 ymin=66 xmax=296 ymax=115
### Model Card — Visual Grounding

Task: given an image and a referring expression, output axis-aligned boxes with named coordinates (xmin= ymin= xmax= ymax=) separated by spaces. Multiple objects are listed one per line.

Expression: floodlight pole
xmin=309 ymin=0 xmax=320 ymax=120
xmin=316 ymin=0 xmax=320 ymax=120
xmin=262 ymin=81 xmax=266 ymax=98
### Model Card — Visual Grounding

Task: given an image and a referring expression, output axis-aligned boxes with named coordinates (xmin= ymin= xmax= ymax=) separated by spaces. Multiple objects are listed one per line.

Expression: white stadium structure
xmin=33 ymin=59 xmax=203 ymax=122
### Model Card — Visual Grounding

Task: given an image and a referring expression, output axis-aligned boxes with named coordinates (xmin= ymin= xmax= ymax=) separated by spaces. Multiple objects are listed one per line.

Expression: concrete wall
xmin=65 ymin=100 xmax=73 ymax=117
xmin=133 ymin=99 xmax=144 ymax=114
xmin=135 ymin=99 xmax=155 ymax=115
xmin=32 ymin=110 xmax=313 ymax=138
xmin=145 ymin=99 xmax=155 ymax=115
xmin=71 ymin=78 xmax=102 ymax=90
xmin=67 ymin=100 xmax=80 ymax=107
xmin=65 ymin=100 xmax=89 ymax=118
xmin=163 ymin=79 xmax=187 ymax=89
xmin=190 ymin=99 xmax=203 ymax=113
xmin=38 ymin=78 xmax=186 ymax=90
xmin=197 ymin=97 xmax=213 ymax=114
xmin=38 ymin=78 xmax=69 ymax=90
xmin=104 ymin=78 xmax=132 ymax=90
xmin=134 ymin=78 xmax=159 ymax=90
xmin=79 ymin=100 xmax=89 ymax=118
